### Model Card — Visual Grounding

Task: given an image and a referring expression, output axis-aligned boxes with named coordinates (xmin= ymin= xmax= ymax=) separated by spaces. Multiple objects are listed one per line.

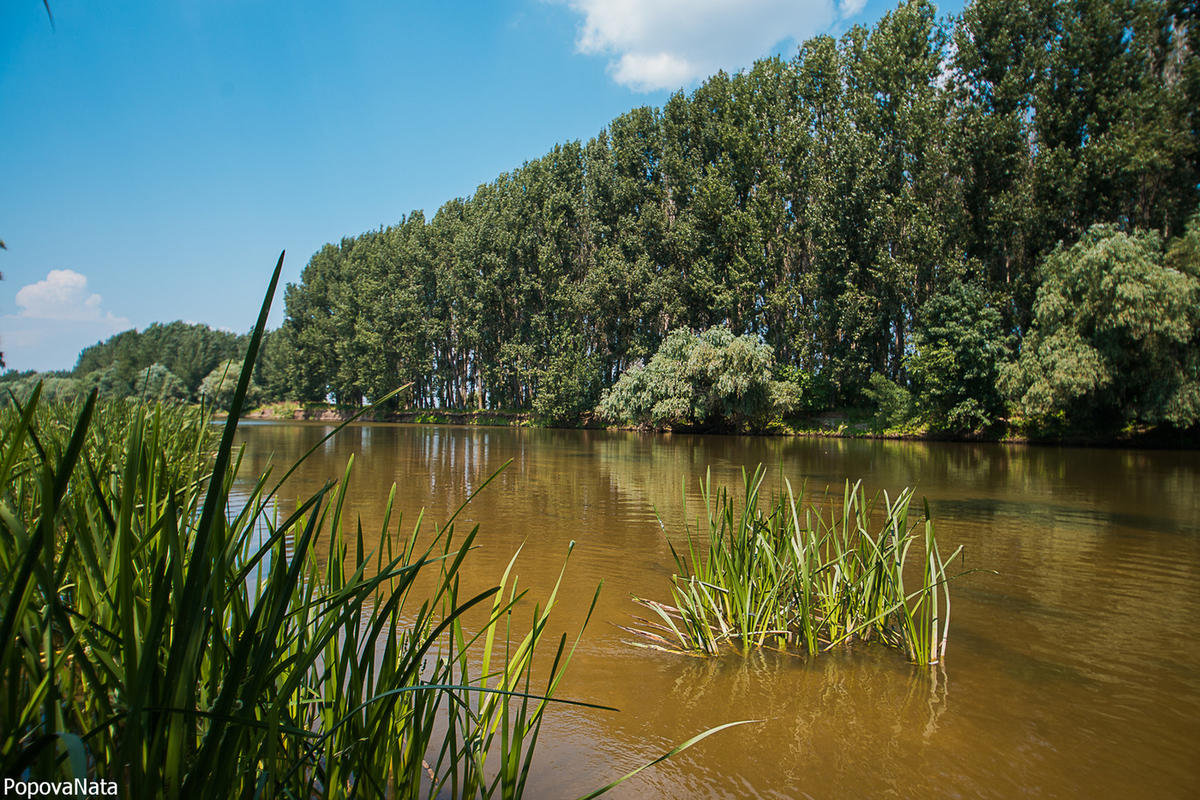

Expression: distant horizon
xmin=0 ymin=0 xmax=960 ymax=372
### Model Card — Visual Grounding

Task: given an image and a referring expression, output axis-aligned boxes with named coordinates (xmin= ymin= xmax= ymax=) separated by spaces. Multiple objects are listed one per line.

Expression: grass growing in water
xmin=626 ymin=466 xmax=965 ymax=665
xmin=0 ymin=252 xmax=741 ymax=797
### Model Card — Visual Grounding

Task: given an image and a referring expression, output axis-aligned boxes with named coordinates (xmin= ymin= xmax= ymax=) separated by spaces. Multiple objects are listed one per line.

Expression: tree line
xmin=0 ymin=321 xmax=281 ymax=409
xmin=8 ymin=0 xmax=1198 ymax=434
xmin=268 ymin=0 xmax=1197 ymax=430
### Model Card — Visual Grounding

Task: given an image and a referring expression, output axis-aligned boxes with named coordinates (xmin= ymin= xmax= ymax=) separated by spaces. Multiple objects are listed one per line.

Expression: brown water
xmin=235 ymin=422 xmax=1200 ymax=799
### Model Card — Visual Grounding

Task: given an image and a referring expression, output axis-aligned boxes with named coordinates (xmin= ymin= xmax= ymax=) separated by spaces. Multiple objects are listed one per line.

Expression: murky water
xmin=235 ymin=422 xmax=1200 ymax=798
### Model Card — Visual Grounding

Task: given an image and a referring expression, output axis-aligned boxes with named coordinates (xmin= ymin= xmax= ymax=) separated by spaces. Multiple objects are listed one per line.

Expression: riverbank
xmin=243 ymin=401 xmax=535 ymax=427
xmin=240 ymin=402 xmax=1199 ymax=449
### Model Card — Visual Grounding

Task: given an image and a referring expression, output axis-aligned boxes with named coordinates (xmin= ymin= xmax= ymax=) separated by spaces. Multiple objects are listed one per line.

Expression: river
xmin=235 ymin=421 xmax=1200 ymax=798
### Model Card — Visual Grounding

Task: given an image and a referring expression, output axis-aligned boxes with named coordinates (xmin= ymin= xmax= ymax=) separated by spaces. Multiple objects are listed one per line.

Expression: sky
xmin=1 ymin=0 xmax=963 ymax=372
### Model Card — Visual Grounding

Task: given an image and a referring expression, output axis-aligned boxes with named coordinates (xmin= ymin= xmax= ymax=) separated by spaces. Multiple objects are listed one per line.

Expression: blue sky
xmin=1 ymin=0 xmax=962 ymax=371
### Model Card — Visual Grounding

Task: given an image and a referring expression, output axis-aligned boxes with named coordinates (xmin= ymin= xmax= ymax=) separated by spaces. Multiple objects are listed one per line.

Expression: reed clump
xmin=626 ymin=466 xmax=963 ymax=665
xmin=0 ymin=388 xmax=604 ymax=797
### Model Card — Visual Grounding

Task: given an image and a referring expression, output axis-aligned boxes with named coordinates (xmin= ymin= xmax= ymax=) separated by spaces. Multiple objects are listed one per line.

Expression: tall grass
xmin=626 ymin=466 xmax=965 ymax=665
xmin=0 ymin=252 xmax=740 ymax=797
xmin=0 ymin=387 xmax=605 ymax=797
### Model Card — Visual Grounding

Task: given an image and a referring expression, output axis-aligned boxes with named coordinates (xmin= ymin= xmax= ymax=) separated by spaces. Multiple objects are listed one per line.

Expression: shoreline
xmin=238 ymin=403 xmax=1199 ymax=450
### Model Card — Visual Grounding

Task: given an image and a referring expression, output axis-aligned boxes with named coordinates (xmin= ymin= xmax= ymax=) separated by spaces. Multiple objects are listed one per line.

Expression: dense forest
xmin=272 ymin=0 xmax=1200 ymax=430
xmin=10 ymin=0 xmax=1199 ymax=435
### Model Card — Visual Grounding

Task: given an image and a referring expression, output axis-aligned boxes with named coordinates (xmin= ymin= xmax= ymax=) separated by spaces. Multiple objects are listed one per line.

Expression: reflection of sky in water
xmin=225 ymin=487 xmax=282 ymax=598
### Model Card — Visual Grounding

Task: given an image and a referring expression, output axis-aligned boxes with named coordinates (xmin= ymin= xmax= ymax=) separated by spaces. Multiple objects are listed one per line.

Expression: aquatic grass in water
xmin=626 ymin=466 xmax=965 ymax=665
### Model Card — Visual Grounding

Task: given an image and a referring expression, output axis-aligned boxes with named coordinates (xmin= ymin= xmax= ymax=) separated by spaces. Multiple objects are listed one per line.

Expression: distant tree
xmin=75 ymin=322 xmax=246 ymax=396
xmin=199 ymin=359 xmax=263 ymax=410
xmin=0 ymin=369 xmax=35 ymax=388
xmin=906 ymin=282 xmax=1007 ymax=431
xmin=0 ymin=373 xmax=80 ymax=405
xmin=766 ymin=367 xmax=805 ymax=418
xmin=771 ymin=365 xmax=835 ymax=414
xmin=132 ymin=363 xmax=188 ymax=404
xmin=40 ymin=376 xmax=81 ymax=402
xmin=1000 ymin=218 xmax=1200 ymax=428
xmin=81 ymin=365 xmax=134 ymax=399
xmin=531 ymin=331 xmax=602 ymax=424
xmin=225 ymin=0 xmax=1200 ymax=427
xmin=864 ymin=373 xmax=915 ymax=429
xmin=255 ymin=327 xmax=297 ymax=404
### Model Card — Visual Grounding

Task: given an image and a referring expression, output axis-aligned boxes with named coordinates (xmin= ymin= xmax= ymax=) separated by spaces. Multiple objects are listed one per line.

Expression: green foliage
xmin=74 ymin=321 xmax=248 ymax=396
xmin=596 ymin=326 xmax=778 ymax=429
xmin=255 ymin=327 xmax=297 ymax=403
xmin=49 ymin=0 xmax=1190 ymax=434
xmin=626 ymin=467 xmax=965 ymax=665
xmin=266 ymin=0 xmax=1197 ymax=427
xmin=39 ymin=376 xmax=82 ymax=402
xmin=1000 ymin=218 xmax=1200 ymax=428
xmin=0 ymin=390 xmax=598 ymax=798
xmin=531 ymin=333 xmax=603 ymax=424
xmin=132 ymin=362 xmax=188 ymax=404
xmin=864 ymin=373 xmax=915 ymax=429
xmin=0 ymin=371 xmax=80 ymax=404
xmin=199 ymin=358 xmax=263 ymax=410
xmin=767 ymin=377 xmax=805 ymax=418
xmin=771 ymin=365 xmax=834 ymax=413
xmin=81 ymin=364 xmax=134 ymax=399
xmin=906 ymin=282 xmax=1007 ymax=431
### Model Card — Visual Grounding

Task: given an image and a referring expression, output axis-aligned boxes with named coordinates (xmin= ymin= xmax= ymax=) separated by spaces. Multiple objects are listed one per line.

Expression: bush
xmin=531 ymin=336 xmax=602 ymax=424
xmin=771 ymin=364 xmax=838 ymax=415
xmin=999 ymin=218 xmax=1200 ymax=429
xmin=81 ymin=364 xmax=134 ymax=399
xmin=0 ymin=373 xmax=81 ymax=405
xmin=132 ymin=362 xmax=188 ymax=404
xmin=596 ymin=325 xmax=778 ymax=429
xmin=200 ymin=358 xmax=263 ymax=409
xmin=768 ymin=376 xmax=805 ymax=417
xmin=864 ymin=373 xmax=915 ymax=429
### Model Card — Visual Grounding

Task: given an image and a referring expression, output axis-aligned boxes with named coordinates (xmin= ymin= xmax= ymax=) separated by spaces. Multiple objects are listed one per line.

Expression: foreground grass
xmin=1 ymin=391 xmax=583 ymax=797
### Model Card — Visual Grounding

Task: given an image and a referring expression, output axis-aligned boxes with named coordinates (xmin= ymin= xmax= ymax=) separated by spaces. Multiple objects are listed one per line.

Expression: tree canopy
xmin=907 ymin=282 xmax=1007 ymax=431
xmin=596 ymin=326 xmax=787 ymax=429
xmin=1001 ymin=216 xmax=1200 ymax=428
xmin=19 ymin=0 xmax=1198 ymax=436
xmin=261 ymin=0 xmax=1196 ymax=433
xmin=74 ymin=321 xmax=250 ymax=398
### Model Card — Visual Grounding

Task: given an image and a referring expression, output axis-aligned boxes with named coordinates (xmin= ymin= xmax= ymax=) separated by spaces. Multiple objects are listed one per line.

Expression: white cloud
xmin=560 ymin=0 xmax=867 ymax=91
xmin=15 ymin=269 xmax=128 ymax=325
xmin=2 ymin=270 xmax=131 ymax=371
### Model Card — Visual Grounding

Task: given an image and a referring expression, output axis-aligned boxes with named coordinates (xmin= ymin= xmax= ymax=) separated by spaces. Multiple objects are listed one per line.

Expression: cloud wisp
xmin=15 ymin=269 xmax=129 ymax=325
xmin=2 ymin=269 xmax=131 ymax=371
xmin=560 ymin=0 xmax=866 ymax=92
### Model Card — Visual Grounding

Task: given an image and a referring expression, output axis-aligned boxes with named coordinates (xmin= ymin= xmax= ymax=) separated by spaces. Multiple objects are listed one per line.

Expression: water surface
xmin=236 ymin=422 xmax=1200 ymax=798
